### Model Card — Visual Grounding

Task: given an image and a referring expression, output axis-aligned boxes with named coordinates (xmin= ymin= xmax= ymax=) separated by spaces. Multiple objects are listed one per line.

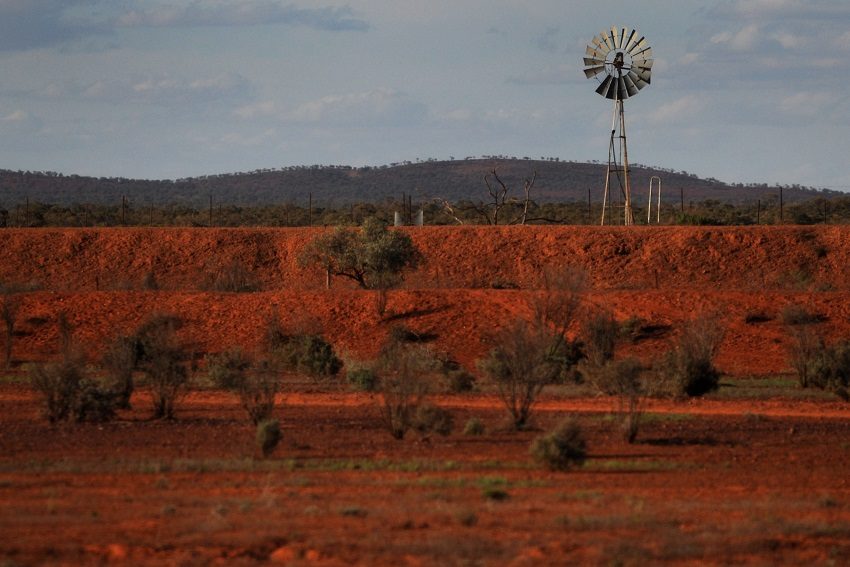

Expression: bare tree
xmin=436 ymin=169 xmax=539 ymax=225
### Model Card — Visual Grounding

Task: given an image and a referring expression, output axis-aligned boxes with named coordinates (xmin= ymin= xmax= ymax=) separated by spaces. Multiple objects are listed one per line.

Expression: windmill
xmin=583 ymin=27 xmax=653 ymax=225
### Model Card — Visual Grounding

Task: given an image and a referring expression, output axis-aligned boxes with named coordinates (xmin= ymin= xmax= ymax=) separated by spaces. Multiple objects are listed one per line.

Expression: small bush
xmin=781 ymin=304 xmax=822 ymax=326
xmin=530 ymin=418 xmax=587 ymax=471
xmin=463 ymin=417 xmax=485 ymax=436
xmin=101 ymin=336 xmax=136 ymax=409
xmin=654 ymin=317 xmax=723 ymax=398
xmin=583 ymin=310 xmax=619 ymax=366
xmin=256 ymin=419 xmax=281 ymax=458
xmin=202 ymin=258 xmax=260 ymax=292
xmin=271 ymin=332 xmax=342 ymax=380
xmin=206 ymin=348 xmax=251 ymax=390
xmin=790 ymin=334 xmax=850 ymax=400
xmin=239 ymin=360 xmax=279 ymax=425
xmin=374 ymin=339 xmax=438 ymax=439
xmin=29 ymin=361 xmax=84 ymax=423
xmin=346 ymin=367 xmax=377 ymax=392
xmin=443 ymin=368 xmax=476 ymax=393
xmin=30 ymin=360 xmax=120 ymax=423
xmin=590 ymin=358 xmax=645 ymax=443
xmin=133 ymin=314 xmax=189 ymax=419
xmin=412 ymin=402 xmax=454 ymax=436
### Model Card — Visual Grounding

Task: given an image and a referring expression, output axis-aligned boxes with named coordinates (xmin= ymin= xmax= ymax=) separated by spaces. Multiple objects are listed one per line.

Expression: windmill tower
xmin=583 ymin=27 xmax=653 ymax=225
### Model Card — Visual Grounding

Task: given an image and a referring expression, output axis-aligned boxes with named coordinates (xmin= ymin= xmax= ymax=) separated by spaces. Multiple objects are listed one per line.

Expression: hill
xmin=0 ymin=159 xmax=836 ymax=208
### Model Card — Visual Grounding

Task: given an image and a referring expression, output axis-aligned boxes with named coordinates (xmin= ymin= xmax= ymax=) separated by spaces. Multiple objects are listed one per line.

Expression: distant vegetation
xmin=1 ymin=158 xmax=845 ymax=227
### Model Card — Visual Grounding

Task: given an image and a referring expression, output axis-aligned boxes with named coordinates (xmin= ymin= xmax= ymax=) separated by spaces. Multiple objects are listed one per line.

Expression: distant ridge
xmin=0 ymin=158 xmax=836 ymax=207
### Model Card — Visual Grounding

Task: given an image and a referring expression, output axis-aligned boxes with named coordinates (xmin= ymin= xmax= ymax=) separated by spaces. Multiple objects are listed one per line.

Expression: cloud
xmin=646 ymin=96 xmax=705 ymax=125
xmin=710 ymin=24 xmax=760 ymax=51
xmin=116 ymin=1 xmax=368 ymax=31
xmin=0 ymin=0 xmax=111 ymax=52
xmin=0 ymin=1 xmax=367 ymax=51
xmin=0 ymin=109 xmax=43 ymax=135
xmin=778 ymin=92 xmax=838 ymax=117
xmin=31 ymin=73 xmax=254 ymax=107
xmin=288 ymin=89 xmax=427 ymax=127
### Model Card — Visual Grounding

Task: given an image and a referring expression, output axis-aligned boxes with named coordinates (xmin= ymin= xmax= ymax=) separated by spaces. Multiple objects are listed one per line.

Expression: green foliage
xmin=256 ymin=419 xmax=281 ymax=458
xmin=299 ymin=216 xmax=422 ymax=289
xmin=412 ymin=402 xmax=454 ymax=436
xmin=238 ymin=359 xmax=279 ymax=425
xmin=478 ymin=317 xmax=582 ymax=430
xmin=273 ymin=333 xmax=342 ymax=379
xmin=530 ymin=418 xmax=587 ymax=471
xmin=101 ymin=336 xmax=136 ymax=409
xmin=655 ymin=317 xmax=723 ymax=398
xmin=132 ymin=314 xmax=190 ymax=420
xmin=462 ymin=417 xmax=485 ymax=436
xmin=582 ymin=310 xmax=619 ymax=367
xmin=346 ymin=367 xmax=377 ymax=392
xmin=205 ymin=348 xmax=251 ymax=390
xmin=373 ymin=338 xmax=439 ymax=439
xmin=795 ymin=339 xmax=850 ymax=401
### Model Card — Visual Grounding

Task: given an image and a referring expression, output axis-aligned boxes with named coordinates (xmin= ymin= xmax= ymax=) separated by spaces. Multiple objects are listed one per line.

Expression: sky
xmin=0 ymin=0 xmax=849 ymax=191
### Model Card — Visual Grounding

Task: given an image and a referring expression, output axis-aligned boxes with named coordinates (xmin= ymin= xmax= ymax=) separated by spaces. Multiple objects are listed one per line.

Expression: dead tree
xmin=437 ymin=169 xmax=538 ymax=225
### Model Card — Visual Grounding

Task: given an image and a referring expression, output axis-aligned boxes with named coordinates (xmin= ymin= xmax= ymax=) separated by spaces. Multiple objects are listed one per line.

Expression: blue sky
xmin=1 ymin=1 xmax=848 ymax=190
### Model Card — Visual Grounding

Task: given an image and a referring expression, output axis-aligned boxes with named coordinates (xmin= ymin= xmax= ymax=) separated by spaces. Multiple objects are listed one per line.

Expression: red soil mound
xmin=1 ymin=226 xmax=848 ymax=376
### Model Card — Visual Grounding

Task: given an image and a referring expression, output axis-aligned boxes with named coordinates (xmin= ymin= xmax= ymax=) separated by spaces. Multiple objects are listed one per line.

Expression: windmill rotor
xmin=583 ymin=26 xmax=653 ymax=226
xmin=583 ymin=26 xmax=653 ymax=101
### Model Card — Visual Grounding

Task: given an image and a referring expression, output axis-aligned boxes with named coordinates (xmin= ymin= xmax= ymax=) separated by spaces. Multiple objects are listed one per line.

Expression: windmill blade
xmin=617 ymin=76 xmax=630 ymax=100
xmin=600 ymin=30 xmax=615 ymax=51
xmin=596 ymin=75 xmax=614 ymax=98
xmin=632 ymin=46 xmax=652 ymax=60
xmin=586 ymin=45 xmax=606 ymax=59
xmin=584 ymin=65 xmax=606 ymax=79
xmin=627 ymin=37 xmax=646 ymax=55
xmin=628 ymin=70 xmax=649 ymax=89
xmin=623 ymin=74 xmax=639 ymax=97
xmin=619 ymin=27 xmax=628 ymax=49
xmin=611 ymin=26 xmax=620 ymax=49
xmin=605 ymin=77 xmax=620 ymax=99
xmin=623 ymin=29 xmax=637 ymax=52
xmin=584 ymin=57 xmax=606 ymax=67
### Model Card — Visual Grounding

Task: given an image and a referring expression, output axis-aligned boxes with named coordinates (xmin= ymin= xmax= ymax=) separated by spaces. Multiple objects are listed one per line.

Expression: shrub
xmin=29 ymin=360 xmax=84 ymax=423
xmin=206 ymin=348 xmax=251 ymax=390
xmin=1 ymin=292 xmax=21 ymax=368
xmin=443 ymin=368 xmax=476 ymax=393
xmin=412 ymin=402 xmax=454 ymax=436
xmin=530 ymin=418 xmax=587 ymax=471
xmin=654 ymin=316 xmax=723 ymax=398
xmin=201 ymin=258 xmax=260 ymax=292
xmin=256 ymin=419 xmax=281 ymax=458
xmin=101 ymin=336 xmax=136 ymax=409
xmin=133 ymin=314 xmax=190 ymax=419
xmin=788 ymin=326 xmax=824 ymax=389
xmin=463 ymin=417 xmax=485 ymax=436
xmin=781 ymin=303 xmax=822 ymax=326
xmin=373 ymin=339 xmax=439 ymax=439
xmin=478 ymin=318 xmax=580 ymax=429
xmin=789 ymin=334 xmax=850 ymax=400
xmin=265 ymin=316 xmax=342 ymax=381
xmin=590 ymin=358 xmax=644 ymax=443
xmin=239 ymin=360 xmax=279 ymax=425
xmin=582 ymin=310 xmax=619 ymax=367
xmin=347 ymin=367 xmax=377 ymax=392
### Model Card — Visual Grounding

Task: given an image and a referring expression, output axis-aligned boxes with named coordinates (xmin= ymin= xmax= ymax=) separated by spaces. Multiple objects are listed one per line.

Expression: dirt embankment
xmin=1 ymin=226 xmax=848 ymax=375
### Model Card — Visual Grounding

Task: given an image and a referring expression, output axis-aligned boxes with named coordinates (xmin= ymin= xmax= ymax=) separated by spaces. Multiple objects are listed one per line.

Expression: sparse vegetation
xmin=373 ymin=338 xmax=440 ymax=439
xmin=205 ymin=348 xmax=251 ymax=390
xmin=132 ymin=314 xmax=190 ymax=420
xmin=298 ymin=216 xmax=422 ymax=290
xmin=1 ymin=289 xmax=21 ymax=369
xmin=654 ymin=316 xmax=724 ymax=398
xmin=238 ymin=359 xmax=280 ymax=425
xmin=463 ymin=417 xmax=485 ymax=436
xmin=256 ymin=418 xmax=281 ymax=458
xmin=593 ymin=358 xmax=645 ymax=443
xmin=530 ymin=418 xmax=587 ymax=471
xmin=412 ymin=402 xmax=454 ymax=436
xmin=781 ymin=304 xmax=822 ymax=326
xmin=201 ymin=258 xmax=260 ymax=292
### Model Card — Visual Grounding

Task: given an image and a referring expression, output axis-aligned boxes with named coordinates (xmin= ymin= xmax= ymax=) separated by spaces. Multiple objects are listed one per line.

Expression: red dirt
xmin=1 ymin=226 xmax=850 ymax=565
